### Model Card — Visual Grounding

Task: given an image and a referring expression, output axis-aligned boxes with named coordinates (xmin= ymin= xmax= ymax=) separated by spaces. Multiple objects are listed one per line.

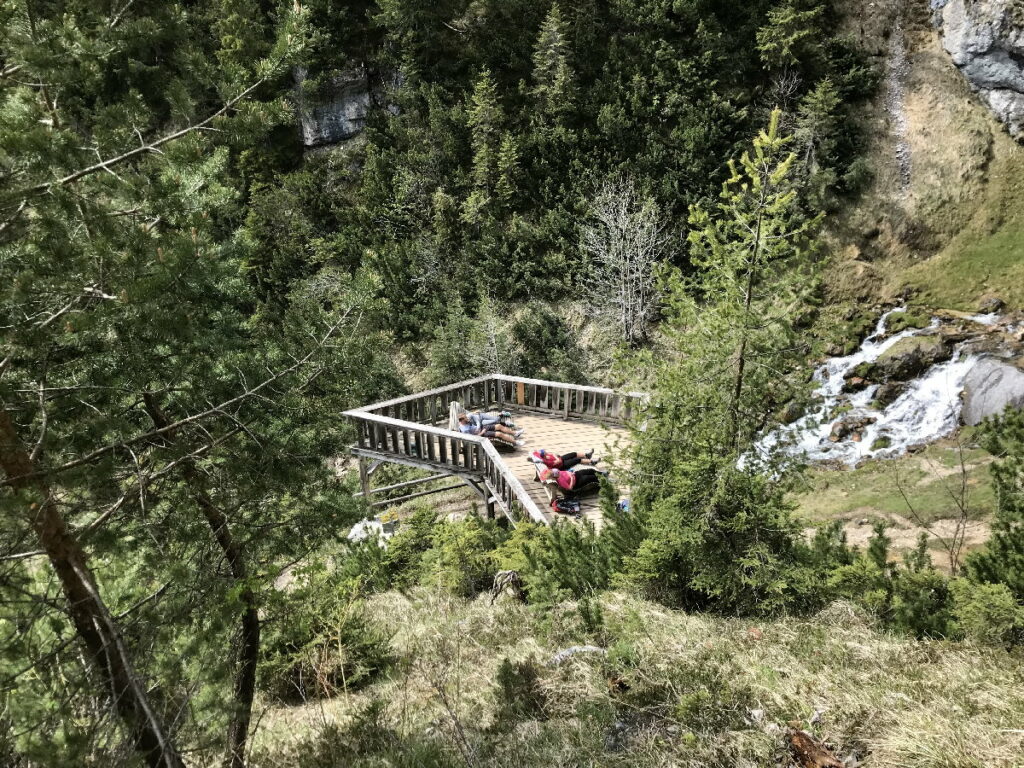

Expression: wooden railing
xmin=344 ymin=375 xmax=647 ymax=525
xmin=357 ymin=374 xmax=646 ymax=426
xmin=342 ymin=410 xmax=546 ymax=524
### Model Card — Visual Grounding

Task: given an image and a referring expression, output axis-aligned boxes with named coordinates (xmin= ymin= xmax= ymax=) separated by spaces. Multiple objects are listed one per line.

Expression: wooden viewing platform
xmin=343 ymin=375 xmax=646 ymax=526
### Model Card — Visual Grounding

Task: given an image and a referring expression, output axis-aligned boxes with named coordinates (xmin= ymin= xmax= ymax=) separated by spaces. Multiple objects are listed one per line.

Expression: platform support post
xmin=358 ymin=456 xmax=370 ymax=500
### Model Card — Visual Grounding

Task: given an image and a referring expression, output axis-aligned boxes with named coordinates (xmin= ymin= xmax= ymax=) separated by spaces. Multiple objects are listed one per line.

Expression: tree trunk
xmin=142 ymin=394 xmax=259 ymax=768
xmin=728 ymin=201 xmax=766 ymax=452
xmin=0 ymin=409 xmax=184 ymax=768
xmin=728 ymin=260 xmax=758 ymax=452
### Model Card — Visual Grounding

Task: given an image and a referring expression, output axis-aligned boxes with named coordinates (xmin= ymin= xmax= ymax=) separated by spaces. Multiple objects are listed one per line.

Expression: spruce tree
xmin=967 ymin=408 xmax=1024 ymax=601
xmin=626 ymin=111 xmax=820 ymax=615
xmin=530 ymin=3 xmax=575 ymax=124
xmin=467 ymin=68 xmax=504 ymax=197
xmin=0 ymin=4 xmax=398 ymax=765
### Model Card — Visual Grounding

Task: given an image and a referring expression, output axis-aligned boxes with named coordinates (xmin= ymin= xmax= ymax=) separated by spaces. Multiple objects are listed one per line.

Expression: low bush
xmin=420 ymin=514 xmax=505 ymax=597
xmin=493 ymin=656 xmax=547 ymax=727
xmin=951 ymin=579 xmax=1024 ymax=646
xmin=260 ymin=563 xmax=393 ymax=702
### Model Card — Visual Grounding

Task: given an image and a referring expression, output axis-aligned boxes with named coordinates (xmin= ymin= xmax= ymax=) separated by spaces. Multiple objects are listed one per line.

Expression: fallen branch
xmin=787 ymin=726 xmax=843 ymax=768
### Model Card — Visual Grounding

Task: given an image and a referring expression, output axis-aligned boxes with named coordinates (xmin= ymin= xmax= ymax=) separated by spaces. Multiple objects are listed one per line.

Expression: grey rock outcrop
xmin=294 ymin=66 xmax=371 ymax=147
xmin=962 ymin=357 xmax=1024 ymax=424
xmin=935 ymin=0 xmax=1024 ymax=139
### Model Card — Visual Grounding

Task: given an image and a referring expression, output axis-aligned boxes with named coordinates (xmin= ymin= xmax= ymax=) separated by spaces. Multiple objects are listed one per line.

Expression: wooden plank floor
xmin=500 ymin=411 xmax=633 ymax=528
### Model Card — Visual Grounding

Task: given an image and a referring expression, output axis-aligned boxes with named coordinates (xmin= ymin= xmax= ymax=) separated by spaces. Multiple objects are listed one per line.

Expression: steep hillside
xmin=826 ymin=0 xmax=1024 ymax=312
xmin=251 ymin=591 xmax=1024 ymax=768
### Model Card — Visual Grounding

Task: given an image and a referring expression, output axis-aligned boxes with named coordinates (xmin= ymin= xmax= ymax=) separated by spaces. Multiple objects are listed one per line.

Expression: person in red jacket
xmin=539 ymin=466 xmax=603 ymax=494
xmin=531 ymin=448 xmax=599 ymax=470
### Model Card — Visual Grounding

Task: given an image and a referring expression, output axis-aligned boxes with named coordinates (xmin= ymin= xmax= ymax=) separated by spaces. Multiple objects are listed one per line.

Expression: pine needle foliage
xmin=968 ymin=408 xmax=1024 ymax=601
xmin=626 ymin=111 xmax=822 ymax=615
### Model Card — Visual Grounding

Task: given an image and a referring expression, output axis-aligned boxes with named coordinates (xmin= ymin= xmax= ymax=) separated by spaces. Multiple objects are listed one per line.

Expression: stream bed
xmin=756 ymin=308 xmax=998 ymax=466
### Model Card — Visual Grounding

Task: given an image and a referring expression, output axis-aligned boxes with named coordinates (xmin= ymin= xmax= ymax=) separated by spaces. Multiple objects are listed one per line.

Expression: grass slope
xmin=252 ymin=590 xmax=1024 ymax=768
xmin=795 ymin=438 xmax=994 ymax=527
xmin=902 ymin=134 xmax=1024 ymax=310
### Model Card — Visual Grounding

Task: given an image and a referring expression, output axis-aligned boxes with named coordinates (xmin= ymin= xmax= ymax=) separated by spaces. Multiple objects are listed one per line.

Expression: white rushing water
xmin=756 ymin=308 xmax=979 ymax=466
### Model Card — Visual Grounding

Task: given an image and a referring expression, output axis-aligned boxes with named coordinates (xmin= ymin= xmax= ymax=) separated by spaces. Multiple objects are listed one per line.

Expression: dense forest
xmin=2 ymin=1 xmax=1023 ymax=766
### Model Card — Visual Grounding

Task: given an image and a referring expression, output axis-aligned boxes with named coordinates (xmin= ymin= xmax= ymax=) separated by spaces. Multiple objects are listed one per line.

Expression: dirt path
xmin=805 ymin=513 xmax=991 ymax=571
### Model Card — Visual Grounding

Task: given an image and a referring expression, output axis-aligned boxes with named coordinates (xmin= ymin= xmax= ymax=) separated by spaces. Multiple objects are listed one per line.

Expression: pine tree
xmin=794 ymin=77 xmax=841 ymax=206
xmin=967 ymin=408 xmax=1024 ymax=601
xmin=530 ymin=3 xmax=575 ymax=124
xmin=468 ymin=68 xmax=504 ymax=195
xmin=625 ymin=111 xmax=821 ymax=615
xmin=0 ymin=4 xmax=398 ymax=766
xmin=756 ymin=0 xmax=826 ymax=71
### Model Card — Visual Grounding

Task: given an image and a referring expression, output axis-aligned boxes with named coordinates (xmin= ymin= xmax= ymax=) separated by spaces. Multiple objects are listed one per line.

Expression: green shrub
xmin=891 ymin=567 xmax=953 ymax=639
xmin=494 ymin=518 xmax=609 ymax=604
xmin=967 ymin=408 xmax=1024 ymax=601
xmin=831 ymin=532 xmax=957 ymax=638
xmin=378 ymin=505 xmax=438 ymax=590
xmin=420 ymin=515 xmax=505 ymax=597
xmin=951 ymin=579 xmax=1024 ymax=646
xmin=260 ymin=565 xmax=393 ymax=702
xmin=810 ymin=520 xmax=855 ymax=571
xmin=828 ymin=557 xmax=890 ymax=616
xmin=626 ymin=460 xmax=817 ymax=615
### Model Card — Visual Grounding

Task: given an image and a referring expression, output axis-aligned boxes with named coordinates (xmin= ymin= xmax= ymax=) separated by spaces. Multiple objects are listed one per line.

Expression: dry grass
xmin=823 ymin=0 xmax=1024 ymax=314
xmin=250 ymin=590 xmax=1024 ymax=768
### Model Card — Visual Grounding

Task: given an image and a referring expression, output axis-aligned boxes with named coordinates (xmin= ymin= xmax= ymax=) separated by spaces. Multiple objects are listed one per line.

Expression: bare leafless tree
xmin=892 ymin=431 xmax=974 ymax=575
xmin=582 ymin=179 xmax=667 ymax=346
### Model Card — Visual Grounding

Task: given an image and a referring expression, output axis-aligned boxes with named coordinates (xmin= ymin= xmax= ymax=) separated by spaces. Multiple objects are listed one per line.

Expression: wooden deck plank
xmin=500 ymin=411 xmax=632 ymax=529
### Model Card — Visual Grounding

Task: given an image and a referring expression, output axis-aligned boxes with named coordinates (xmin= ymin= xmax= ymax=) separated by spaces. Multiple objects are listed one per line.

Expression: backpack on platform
xmin=550 ymin=497 xmax=581 ymax=516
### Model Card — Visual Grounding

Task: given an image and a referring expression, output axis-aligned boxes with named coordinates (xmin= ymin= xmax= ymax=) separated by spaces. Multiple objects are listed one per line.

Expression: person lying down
xmin=448 ymin=403 xmax=525 ymax=446
xmin=538 ymin=466 xmax=604 ymax=495
xmin=531 ymin=449 xmax=599 ymax=469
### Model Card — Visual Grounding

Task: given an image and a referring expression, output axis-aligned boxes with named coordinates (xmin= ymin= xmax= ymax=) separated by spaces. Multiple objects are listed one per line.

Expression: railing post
xmin=358 ymin=456 xmax=370 ymax=499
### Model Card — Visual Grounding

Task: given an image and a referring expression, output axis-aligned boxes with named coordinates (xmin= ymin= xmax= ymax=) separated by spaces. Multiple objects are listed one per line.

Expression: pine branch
xmin=9 ymin=79 xmax=268 ymax=202
xmin=1 ymin=315 xmax=345 ymax=487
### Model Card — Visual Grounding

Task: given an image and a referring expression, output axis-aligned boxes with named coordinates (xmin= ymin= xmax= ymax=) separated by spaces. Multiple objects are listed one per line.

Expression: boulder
xmin=936 ymin=0 xmax=1024 ymax=139
xmin=829 ymin=415 xmax=877 ymax=442
xmin=845 ymin=334 xmax=953 ymax=388
xmin=962 ymin=357 xmax=1024 ymax=424
xmin=874 ymin=334 xmax=954 ymax=378
xmin=979 ymin=295 xmax=1006 ymax=313
xmin=779 ymin=400 xmax=806 ymax=425
xmin=874 ymin=381 xmax=907 ymax=407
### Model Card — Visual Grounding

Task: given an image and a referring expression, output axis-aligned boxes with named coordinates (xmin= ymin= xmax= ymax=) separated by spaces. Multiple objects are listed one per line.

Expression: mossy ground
xmin=793 ymin=431 xmax=995 ymax=565
xmin=901 ymin=140 xmax=1024 ymax=311
xmin=250 ymin=591 xmax=1024 ymax=768
xmin=822 ymin=6 xmax=1024 ymax=315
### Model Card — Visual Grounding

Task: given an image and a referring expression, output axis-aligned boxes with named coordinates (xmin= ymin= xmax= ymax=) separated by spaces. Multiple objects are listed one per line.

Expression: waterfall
xmin=756 ymin=308 xmax=980 ymax=466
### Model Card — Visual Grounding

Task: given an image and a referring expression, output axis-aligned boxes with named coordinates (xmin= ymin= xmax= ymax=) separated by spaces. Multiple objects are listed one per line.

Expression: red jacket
xmin=539 ymin=468 xmax=576 ymax=491
xmin=533 ymin=450 xmax=562 ymax=469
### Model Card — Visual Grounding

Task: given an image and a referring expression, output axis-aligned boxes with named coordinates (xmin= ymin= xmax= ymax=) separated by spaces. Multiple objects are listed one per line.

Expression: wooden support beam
xmin=368 ymin=483 xmax=465 ymax=509
xmin=358 ymin=457 xmax=370 ymax=500
xmin=463 ymin=478 xmax=487 ymax=501
xmin=354 ymin=473 xmax=450 ymax=499
xmin=350 ymin=448 xmax=485 ymax=481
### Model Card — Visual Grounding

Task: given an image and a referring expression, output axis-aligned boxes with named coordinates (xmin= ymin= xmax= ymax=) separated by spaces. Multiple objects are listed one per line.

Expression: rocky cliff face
xmin=935 ymin=0 xmax=1024 ymax=139
xmin=294 ymin=66 xmax=398 ymax=148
